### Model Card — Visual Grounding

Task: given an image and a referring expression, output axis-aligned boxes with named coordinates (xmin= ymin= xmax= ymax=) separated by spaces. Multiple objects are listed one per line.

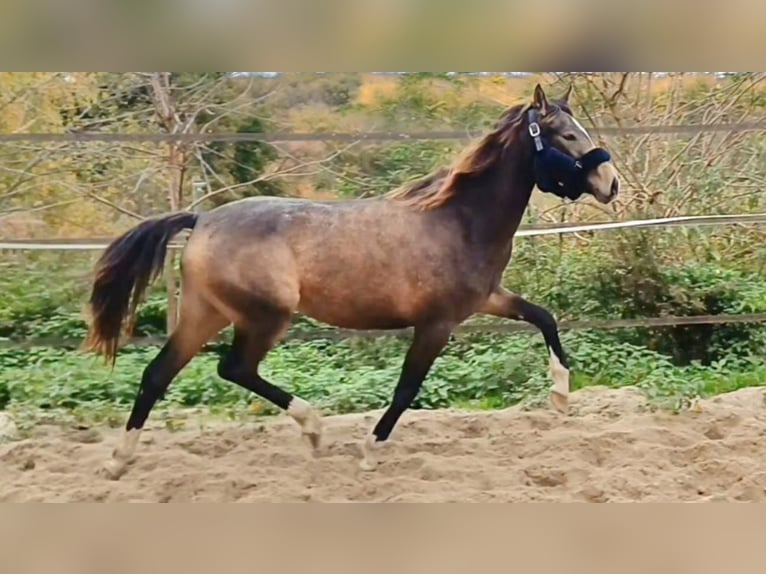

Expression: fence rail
xmin=3 ymin=212 xmax=766 ymax=251
xmin=1 ymin=121 xmax=766 ymax=144
xmin=3 ymin=312 xmax=766 ymax=350
xmin=4 ymin=212 xmax=765 ymax=348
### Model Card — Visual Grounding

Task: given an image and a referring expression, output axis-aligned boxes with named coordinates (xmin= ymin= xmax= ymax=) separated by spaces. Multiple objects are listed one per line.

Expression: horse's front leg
xmin=360 ymin=321 xmax=454 ymax=471
xmin=480 ymin=287 xmax=570 ymax=414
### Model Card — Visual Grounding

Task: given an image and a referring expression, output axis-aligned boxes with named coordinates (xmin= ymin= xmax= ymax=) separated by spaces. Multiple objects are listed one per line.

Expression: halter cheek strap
xmin=527 ymin=109 xmax=611 ymax=201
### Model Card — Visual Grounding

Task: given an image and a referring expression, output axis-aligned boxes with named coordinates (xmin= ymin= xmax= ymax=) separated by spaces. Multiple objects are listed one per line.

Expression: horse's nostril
xmin=610 ymin=178 xmax=620 ymax=197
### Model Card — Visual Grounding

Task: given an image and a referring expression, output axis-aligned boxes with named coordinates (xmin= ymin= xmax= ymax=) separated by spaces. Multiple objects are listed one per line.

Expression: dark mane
xmin=386 ymin=103 xmax=529 ymax=210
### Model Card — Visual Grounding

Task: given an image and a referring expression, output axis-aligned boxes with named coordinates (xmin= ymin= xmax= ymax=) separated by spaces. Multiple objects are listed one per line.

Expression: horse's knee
xmin=217 ymin=354 xmax=245 ymax=383
xmin=216 ymin=356 xmax=234 ymax=381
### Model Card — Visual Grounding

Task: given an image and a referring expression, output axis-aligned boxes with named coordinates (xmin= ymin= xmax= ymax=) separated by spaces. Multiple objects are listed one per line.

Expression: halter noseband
xmin=527 ymin=108 xmax=611 ymax=201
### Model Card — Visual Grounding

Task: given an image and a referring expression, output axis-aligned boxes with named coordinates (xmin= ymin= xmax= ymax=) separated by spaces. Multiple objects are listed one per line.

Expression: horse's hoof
xmin=303 ymin=429 xmax=322 ymax=452
xmin=550 ymin=391 xmax=569 ymax=415
xmin=301 ymin=412 xmax=323 ymax=452
xmin=359 ymin=434 xmax=381 ymax=471
xmin=289 ymin=398 xmax=322 ymax=451
xmin=99 ymin=458 xmax=128 ymax=481
xmin=359 ymin=458 xmax=379 ymax=472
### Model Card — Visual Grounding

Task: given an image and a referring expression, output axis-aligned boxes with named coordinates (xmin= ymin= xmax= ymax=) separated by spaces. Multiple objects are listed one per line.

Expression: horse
xmin=84 ymin=83 xmax=619 ymax=479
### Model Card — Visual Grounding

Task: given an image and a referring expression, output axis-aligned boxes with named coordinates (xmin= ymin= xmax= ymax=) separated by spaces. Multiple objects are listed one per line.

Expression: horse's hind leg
xmin=217 ymin=312 xmax=322 ymax=450
xmin=101 ymin=293 xmax=228 ymax=480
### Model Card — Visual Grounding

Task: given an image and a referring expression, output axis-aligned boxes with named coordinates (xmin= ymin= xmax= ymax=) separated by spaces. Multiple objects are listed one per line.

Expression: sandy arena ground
xmin=2 ymin=386 xmax=766 ymax=502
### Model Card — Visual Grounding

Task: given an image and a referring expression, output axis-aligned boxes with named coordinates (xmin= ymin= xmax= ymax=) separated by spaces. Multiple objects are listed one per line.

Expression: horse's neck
xmin=454 ymin=152 xmax=535 ymax=248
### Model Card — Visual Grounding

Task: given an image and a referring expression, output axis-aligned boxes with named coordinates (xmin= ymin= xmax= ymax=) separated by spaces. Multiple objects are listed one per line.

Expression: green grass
xmin=2 ymin=330 xmax=765 ymax=432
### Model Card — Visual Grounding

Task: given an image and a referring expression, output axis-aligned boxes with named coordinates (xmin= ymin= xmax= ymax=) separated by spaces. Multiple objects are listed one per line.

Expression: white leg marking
xmin=549 ymin=348 xmax=570 ymax=414
xmin=101 ymin=428 xmax=141 ymax=480
xmin=288 ymin=397 xmax=322 ymax=450
xmin=359 ymin=432 xmax=382 ymax=472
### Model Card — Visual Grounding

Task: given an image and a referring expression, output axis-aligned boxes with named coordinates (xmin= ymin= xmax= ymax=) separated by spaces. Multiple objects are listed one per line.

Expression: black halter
xmin=527 ymin=108 xmax=611 ymax=200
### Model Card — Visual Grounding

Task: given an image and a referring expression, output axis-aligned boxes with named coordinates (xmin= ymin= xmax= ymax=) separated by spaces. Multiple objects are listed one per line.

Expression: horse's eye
xmin=562 ymin=133 xmax=577 ymax=141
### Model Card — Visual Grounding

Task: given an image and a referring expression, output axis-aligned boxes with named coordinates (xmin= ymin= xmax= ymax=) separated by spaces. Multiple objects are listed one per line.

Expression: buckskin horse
xmin=84 ymin=84 xmax=619 ymax=479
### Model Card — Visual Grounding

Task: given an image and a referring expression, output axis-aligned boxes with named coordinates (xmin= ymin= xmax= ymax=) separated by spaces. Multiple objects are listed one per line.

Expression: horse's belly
xmin=296 ymin=287 xmax=415 ymax=330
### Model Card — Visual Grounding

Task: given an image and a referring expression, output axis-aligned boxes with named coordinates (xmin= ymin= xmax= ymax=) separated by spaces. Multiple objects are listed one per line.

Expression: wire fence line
xmin=4 ymin=312 xmax=766 ymax=350
xmin=3 ymin=212 xmax=766 ymax=251
xmin=3 ymin=216 xmax=765 ymax=347
xmin=1 ymin=121 xmax=766 ymax=145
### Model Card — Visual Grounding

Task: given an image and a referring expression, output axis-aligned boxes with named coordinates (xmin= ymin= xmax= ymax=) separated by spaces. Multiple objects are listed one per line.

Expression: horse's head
xmin=525 ymin=83 xmax=619 ymax=204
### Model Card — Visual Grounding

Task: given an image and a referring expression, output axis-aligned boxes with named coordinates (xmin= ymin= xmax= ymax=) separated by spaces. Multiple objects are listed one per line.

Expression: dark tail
xmin=82 ymin=212 xmax=198 ymax=364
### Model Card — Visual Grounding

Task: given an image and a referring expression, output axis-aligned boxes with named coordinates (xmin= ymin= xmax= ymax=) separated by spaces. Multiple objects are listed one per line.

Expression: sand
xmin=2 ymin=385 xmax=766 ymax=502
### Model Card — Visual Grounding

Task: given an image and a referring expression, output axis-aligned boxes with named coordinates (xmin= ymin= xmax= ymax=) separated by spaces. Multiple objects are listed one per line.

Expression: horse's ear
xmin=532 ymin=83 xmax=550 ymax=115
xmin=561 ymin=84 xmax=573 ymax=104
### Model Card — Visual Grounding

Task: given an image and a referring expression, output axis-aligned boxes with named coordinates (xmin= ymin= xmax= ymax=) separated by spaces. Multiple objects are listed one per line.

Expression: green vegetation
xmin=2 ymin=329 xmax=765 ymax=432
